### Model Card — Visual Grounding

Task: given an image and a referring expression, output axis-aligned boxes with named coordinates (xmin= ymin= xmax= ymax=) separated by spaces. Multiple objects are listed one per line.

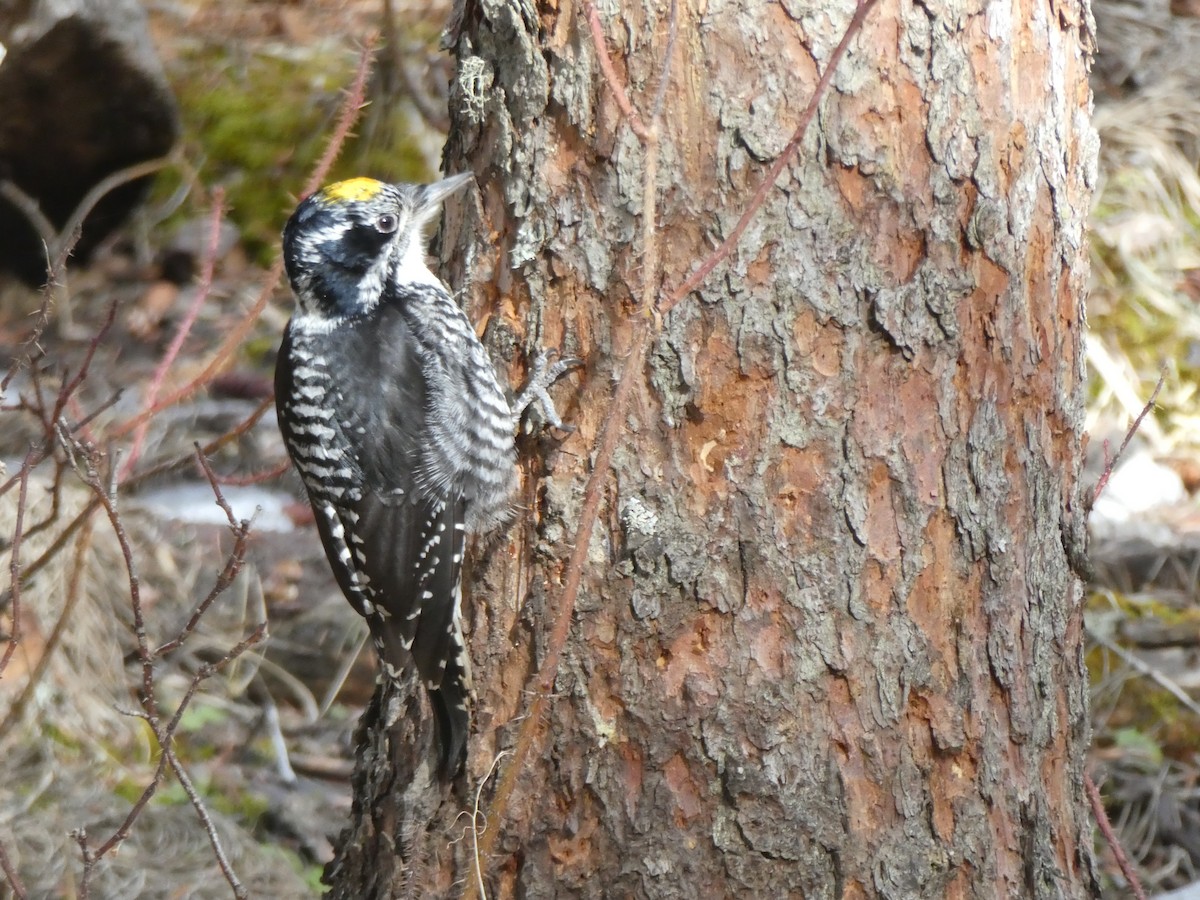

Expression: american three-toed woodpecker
xmin=275 ymin=174 xmax=573 ymax=778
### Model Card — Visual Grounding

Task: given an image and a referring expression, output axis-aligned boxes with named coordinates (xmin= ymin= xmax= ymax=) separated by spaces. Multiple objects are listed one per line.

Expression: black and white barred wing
xmin=338 ymin=486 xmax=467 ymax=690
xmin=316 ymin=486 xmax=472 ymax=774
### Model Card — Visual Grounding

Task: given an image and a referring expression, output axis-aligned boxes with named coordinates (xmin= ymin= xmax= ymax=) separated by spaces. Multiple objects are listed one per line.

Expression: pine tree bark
xmin=332 ymin=0 xmax=1102 ymax=896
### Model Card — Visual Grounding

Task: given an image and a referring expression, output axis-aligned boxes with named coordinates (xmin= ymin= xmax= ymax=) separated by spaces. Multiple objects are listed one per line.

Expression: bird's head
xmin=281 ymin=174 xmax=473 ymax=327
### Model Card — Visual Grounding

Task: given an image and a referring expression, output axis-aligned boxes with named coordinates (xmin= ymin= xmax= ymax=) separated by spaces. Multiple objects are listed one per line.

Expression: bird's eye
xmin=376 ymin=213 xmax=398 ymax=234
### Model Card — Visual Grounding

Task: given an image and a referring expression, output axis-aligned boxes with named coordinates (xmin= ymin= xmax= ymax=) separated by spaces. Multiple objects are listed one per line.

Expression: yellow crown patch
xmin=322 ymin=178 xmax=385 ymax=203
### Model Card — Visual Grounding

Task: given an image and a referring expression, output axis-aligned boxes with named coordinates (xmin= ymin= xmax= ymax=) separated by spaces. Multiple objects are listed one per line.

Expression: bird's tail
xmin=430 ymin=654 xmax=470 ymax=781
xmin=373 ymin=618 xmax=472 ymax=782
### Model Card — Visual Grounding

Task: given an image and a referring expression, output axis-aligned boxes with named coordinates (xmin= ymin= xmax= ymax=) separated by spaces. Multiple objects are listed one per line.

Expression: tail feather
xmin=373 ymin=620 xmax=470 ymax=781
xmin=430 ymin=655 xmax=470 ymax=780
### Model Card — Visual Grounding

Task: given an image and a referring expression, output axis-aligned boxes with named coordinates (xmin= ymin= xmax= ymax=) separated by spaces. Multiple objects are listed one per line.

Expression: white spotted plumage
xmin=276 ymin=175 xmax=575 ymax=779
xmin=276 ymin=175 xmax=514 ymax=779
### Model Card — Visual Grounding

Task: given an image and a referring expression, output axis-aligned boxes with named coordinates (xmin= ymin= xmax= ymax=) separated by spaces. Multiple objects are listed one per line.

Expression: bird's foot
xmin=513 ymin=348 xmax=582 ymax=432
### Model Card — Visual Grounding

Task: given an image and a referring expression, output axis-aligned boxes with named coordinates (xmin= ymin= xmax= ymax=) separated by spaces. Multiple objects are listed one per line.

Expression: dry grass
xmin=1089 ymin=78 xmax=1200 ymax=454
xmin=1087 ymin=66 xmax=1200 ymax=898
xmin=0 ymin=5 xmax=410 ymax=895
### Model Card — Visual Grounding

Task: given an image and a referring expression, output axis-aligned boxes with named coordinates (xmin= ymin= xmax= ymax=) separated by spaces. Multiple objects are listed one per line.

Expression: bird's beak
xmin=419 ymin=172 xmax=475 ymax=212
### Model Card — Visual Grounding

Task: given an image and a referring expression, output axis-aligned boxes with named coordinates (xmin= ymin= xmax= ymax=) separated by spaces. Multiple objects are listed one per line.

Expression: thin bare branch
xmin=0 ymin=450 xmax=35 ymax=680
xmin=138 ymin=623 xmax=268 ymax=900
xmin=0 ymin=834 xmax=28 ymax=900
xmin=0 ymin=180 xmax=56 ymax=249
xmin=1085 ymin=773 xmax=1149 ymax=900
xmin=56 ymin=153 xmax=179 ymax=262
xmin=151 ymin=449 xmax=252 ymax=657
xmin=1089 ymin=367 xmax=1167 ymax=509
xmin=0 ymin=300 xmax=118 ymax=501
xmin=51 ymin=300 xmax=120 ymax=430
xmin=164 ymin=748 xmax=247 ymax=899
xmin=212 ymin=458 xmax=291 ymax=487
xmin=86 ymin=741 xmax=172 ymax=864
xmin=192 ymin=444 xmax=243 ymax=529
xmin=0 ymin=396 xmax=274 ymax=617
xmin=71 ymin=439 xmax=160 ymax=726
xmin=0 ymin=516 xmax=95 ymax=744
xmin=660 ymin=0 xmax=881 ymax=315
xmin=87 ymin=619 xmax=268 ymax=864
xmin=121 ymin=190 xmax=226 ymax=480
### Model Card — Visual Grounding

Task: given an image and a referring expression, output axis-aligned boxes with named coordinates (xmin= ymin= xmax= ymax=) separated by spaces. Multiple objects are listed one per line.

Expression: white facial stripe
xmin=394 ymin=232 xmax=441 ymax=288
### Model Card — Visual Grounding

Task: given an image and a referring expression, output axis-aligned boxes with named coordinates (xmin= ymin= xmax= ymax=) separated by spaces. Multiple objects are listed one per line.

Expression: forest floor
xmin=0 ymin=1 xmax=451 ymax=897
xmin=0 ymin=0 xmax=1198 ymax=898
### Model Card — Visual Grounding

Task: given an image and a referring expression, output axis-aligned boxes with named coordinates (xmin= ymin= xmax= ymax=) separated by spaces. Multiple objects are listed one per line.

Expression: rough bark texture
xmin=337 ymin=0 xmax=1102 ymax=896
xmin=325 ymin=666 xmax=442 ymax=898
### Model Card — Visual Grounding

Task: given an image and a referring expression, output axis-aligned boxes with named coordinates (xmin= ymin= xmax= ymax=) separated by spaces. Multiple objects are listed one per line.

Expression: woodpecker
xmin=275 ymin=174 xmax=575 ymax=779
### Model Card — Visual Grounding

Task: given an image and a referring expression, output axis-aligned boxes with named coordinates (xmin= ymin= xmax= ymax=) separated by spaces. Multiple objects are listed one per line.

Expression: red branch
xmin=584 ymin=2 xmax=649 ymax=141
xmin=1083 ymin=371 xmax=1165 ymax=895
xmin=110 ymin=32 xmax=379 ymax=441
xmin=1085 ymin=774 xmax=1148 ymax=900
xmin=121 ymin=189 xmax=226 ymax=480
xmin=1090 ymin=369 xmax=1165 ymax=508
xmin=660 ymin=0 xmax=880 ymax=315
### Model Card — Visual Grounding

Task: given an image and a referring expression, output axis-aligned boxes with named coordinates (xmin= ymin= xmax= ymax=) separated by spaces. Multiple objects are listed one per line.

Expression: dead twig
xmin=151 ymin=448 xmax=253 ymax=658
xmin=212 ymin=458 xmax=291 ymax=487
xmin=0 ymin=299 xmax=118 ymax=501
xmin=1086 ymin=773 xmax=1149 ymax=900
xmin=159 ymin=622 xmax=268 ymax=900
xmin=66 ymin=433 xmax=264 ymax=896
xmin=0 ymin=837 xmax=27 ymax=900
xmin=56 ymin=153 xmax=180 ymax=265
xmin=0 ymin=396 xmax=274 ymax=616
xmin=0 ymin=515 xmax=96 ymax=744
xmin=110 ymin=32 xmax=379 ymax=442
xmin=1 ymin=152 xmax=178 ymax=373
xmin=1083 ymin=372 xmax=1169 ymax=892
xmin=0 ymin=451 xmax=36 ymax=680
xmin=1089 ymin=367 xmax=1167 ymax=509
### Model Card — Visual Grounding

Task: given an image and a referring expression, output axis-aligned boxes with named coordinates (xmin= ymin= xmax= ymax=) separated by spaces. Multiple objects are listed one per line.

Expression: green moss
xmin=40 ymin=722 xmax=85 ymax=752
xmin=241 ymin=334 xmax=279 ymax=364
xmin=166 ymin=46 xmax=435 ymax=264
xmin=265 ymin=843 xmax=328 ymax=893
xmin=1112 ymin=727 xmax=1165 ymax=771
xmin=178 ymin=701 xmax=228 ymax=734
xmin=211 ymin=785 xmax=270 ymax=822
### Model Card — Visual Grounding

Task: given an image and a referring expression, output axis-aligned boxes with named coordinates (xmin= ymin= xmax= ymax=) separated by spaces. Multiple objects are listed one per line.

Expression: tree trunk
xmin=334 ymin=0 xmax=1103 ymax=896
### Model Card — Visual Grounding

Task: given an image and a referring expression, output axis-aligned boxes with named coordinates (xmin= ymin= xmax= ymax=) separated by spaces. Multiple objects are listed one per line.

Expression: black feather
xmin=276 ymin=300 xmax=472 ymax=778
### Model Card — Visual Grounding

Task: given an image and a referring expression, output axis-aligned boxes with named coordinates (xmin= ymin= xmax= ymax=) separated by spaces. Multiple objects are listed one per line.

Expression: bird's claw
xmin=514 ymin=348 xmax=583 ymax=432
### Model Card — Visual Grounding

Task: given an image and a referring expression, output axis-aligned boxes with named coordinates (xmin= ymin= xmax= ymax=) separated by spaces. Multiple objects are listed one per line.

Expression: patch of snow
xmin=135 ymin=483 xmax=294 ymax=532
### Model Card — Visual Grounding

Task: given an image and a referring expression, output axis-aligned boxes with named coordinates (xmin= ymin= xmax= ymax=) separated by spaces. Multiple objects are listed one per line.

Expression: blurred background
xmin=1 ymin=0 xmax=1199 ymax=897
